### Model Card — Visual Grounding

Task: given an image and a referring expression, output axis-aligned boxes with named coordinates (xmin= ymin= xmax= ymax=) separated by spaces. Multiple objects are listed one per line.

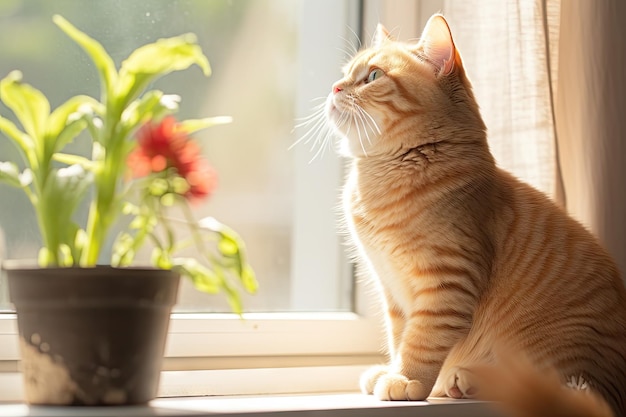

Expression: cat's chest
xmin=342 ymin=169 xmax=446 ymax=308
xmin=344 ymin=175 xmax=419 ymax=244
xmin=345 ymin=193 xmax=417 ymax=309
xmin=343 ymin=176 xmax=418 ymax=270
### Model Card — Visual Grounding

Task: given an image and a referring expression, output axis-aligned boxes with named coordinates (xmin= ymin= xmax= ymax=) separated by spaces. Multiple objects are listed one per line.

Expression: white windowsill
xmin=0 ymin=370 xmax=506 ymax=416
xmin=0 ymin=392 xmax=503 ymax=417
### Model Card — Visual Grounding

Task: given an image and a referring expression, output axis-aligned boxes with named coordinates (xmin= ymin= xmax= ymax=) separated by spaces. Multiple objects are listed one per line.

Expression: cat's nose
xmin=333 ymin=84 xmax=343 ymax=94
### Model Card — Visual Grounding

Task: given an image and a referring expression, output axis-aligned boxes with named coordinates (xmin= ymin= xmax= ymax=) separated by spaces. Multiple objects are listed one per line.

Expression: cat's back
xmin=489 ymin=168 xmax=625 ymax=298
xmin=478 ymin=169 xmax=626 ymax=415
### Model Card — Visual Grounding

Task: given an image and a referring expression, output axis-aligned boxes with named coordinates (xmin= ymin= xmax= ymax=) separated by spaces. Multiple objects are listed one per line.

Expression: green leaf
xmin=121 ymin=202 xmax=140 ymax=215
xmin=118 ymin=92 xmax=182 ymax=143
xmin=52 ymin=153 xmax=95 ymax=171
xmin=222 ymin=281 xmax=243 ymax=315
xmin=120 ymin=90 xmax=166 ymax=130
xmin=218 ymin=234 xmax=239 ymax=256
xmin=38 ymin=247 xmax=53 ymax=267
xmin=53 ymin=15 xmax=118 ymax=102
xmin=58 ymin=244 xmax=74 ymax=267
xmin=112 ymin=233 xmax=135 ymax=266
xmin=0 ymin=161 xmax=22 ymax=188
xmin=177 ymin=116 xmax=232 ymax=134
xmin=122 ymin=34 xmax=210 ymax=76
xmin=151 ymin=247 xmax=173 ymax=269
xmin=116 ymin=34 xmax=211 ymax=107
xmin=40 ymin=164 xmax=93 ymax=259
xmin=241 ymin=265 xmax=258 ymax=294
xmin=0 ymin=71 xmax=49 ymax=143
xmin=174 ymin=258 xmax=220 ymax=294
xmin=197 ymin=216 xmax=257 ymax=295
xmin=47 ymin=94 xmax=100 ymax=152
xmin=0 ymin=115 xmax=33 ymax=162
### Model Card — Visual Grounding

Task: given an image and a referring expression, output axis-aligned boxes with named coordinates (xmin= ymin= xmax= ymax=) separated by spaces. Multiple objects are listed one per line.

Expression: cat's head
xmin=327 ymin=14 xmax=485 ymax=158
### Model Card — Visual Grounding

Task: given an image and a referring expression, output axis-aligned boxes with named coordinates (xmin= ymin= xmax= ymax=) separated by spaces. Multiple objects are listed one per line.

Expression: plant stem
xmin=80 ymin=106 xmax=124 ymax=266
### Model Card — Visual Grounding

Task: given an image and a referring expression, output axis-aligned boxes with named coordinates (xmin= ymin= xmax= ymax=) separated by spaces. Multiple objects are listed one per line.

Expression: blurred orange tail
xmin=469 ymin=354 xmax=614 ymax=417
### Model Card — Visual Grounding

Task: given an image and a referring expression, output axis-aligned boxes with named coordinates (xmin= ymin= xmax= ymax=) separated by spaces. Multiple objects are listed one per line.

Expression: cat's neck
xmin=349 ymin=139 xmax=496 ymax=200
xmin=353 ymin=138 xmax=492 ymax=172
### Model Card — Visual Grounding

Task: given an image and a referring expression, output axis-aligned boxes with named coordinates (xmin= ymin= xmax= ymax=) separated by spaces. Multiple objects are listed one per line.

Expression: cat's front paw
xmin=443 ymin=367 xmax=478 ymax=399
xmin=360 ymin=366 xmax=428 ymax=400
xmin=373 ymin=373 xmax=428 ymax=401
xmin=360 ymin=365 xmax=389 ymax=394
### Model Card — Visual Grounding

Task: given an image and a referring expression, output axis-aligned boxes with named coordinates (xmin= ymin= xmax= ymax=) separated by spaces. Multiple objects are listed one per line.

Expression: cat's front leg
xmin=360 ymin=298 xmax=405 ymax=395
xmin=368 ymin=308 xmax=472 ymax=401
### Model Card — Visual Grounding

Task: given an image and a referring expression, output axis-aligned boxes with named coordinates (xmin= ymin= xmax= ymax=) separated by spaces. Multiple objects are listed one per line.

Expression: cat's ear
xmin=373 ymin=23 xmax=392 ymax=47
xmin=419 ymin=14 xmax=456 ymax=76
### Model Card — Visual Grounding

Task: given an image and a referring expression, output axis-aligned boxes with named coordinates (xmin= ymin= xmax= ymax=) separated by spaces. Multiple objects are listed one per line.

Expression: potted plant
xmin=0 ymin=15 xmax=257 ymax=405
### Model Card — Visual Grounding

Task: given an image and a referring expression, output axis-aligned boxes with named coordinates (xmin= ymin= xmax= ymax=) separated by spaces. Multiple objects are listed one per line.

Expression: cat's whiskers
xmin=353 ymin=106 xmax=370 ymax=146
xmin=349 ymin=101 xmax=369 ymax=156
xmin=354 ymin=105 xmax=381 ymax=150
xmin=338 ymin=27 xmax=361 ymax=64
xmin=293 ymin=96 xmax=354 ymax=162
xmin=359 ymin=106 xmax=382 ymax=136
xmin=310 ymin=128 xmax=335 ymax=161
xmin=290 ymin=101 xmax=327 ymax=149
xmin=346 ymin=25 xmax=362 ymax=51
xmin=294 ymin=101 xmax=326 ymax=125
xmin=337 ymin=40 xmax=359 ymax=61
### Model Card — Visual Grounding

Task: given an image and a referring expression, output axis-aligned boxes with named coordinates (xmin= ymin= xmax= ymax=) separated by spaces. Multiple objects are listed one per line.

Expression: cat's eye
xmin=366 ymin=68 xmax=384 ymax=83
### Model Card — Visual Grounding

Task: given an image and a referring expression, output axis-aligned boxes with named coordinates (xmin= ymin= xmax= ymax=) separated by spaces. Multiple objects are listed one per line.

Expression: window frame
xmin=0 ymin=0 xmax=453 ymax=401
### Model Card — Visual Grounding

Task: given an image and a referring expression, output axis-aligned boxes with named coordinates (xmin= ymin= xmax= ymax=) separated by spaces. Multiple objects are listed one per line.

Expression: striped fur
xmin=312 ymin=14 xmax=626 ymax=416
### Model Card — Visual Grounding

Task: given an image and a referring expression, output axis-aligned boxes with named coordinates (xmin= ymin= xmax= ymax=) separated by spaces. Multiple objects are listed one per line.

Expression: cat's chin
xmin=338 ymin=139 xmax=356 ymax=158
xmin=338 ymin=139 xmax=371 ymax=158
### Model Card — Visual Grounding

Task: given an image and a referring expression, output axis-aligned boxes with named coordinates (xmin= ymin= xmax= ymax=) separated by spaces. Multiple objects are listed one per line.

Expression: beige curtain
xmin=442 ymin=0 xmax=561 ymax=199
xmin=443 ymin=0 xmax=626 ymax=277
xmin=555 ymin=1 xmax=626 ymax=277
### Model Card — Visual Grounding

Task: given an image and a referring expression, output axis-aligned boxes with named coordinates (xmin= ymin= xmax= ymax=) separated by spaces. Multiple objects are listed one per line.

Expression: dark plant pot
xmin=3 ymin=262 xmax=180 ymax=406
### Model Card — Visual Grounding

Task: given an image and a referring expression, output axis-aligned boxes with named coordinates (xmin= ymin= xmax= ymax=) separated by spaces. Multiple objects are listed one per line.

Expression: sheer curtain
xmin=555 ymin=0 xmax=626 ymax=278
xmin=442 ymin=0 xmax=626 ymax=277
xmin=442 ymin=0 xmax=561 ymax=200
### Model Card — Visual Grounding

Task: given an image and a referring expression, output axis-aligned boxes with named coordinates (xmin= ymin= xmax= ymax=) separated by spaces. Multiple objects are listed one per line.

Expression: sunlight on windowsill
xmin=0 ymin=393 xmax=501 ymax=417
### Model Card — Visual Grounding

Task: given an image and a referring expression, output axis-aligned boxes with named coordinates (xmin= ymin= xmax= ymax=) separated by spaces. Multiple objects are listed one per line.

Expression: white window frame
xmin=0 ymin=0 xmax=451 ymax=401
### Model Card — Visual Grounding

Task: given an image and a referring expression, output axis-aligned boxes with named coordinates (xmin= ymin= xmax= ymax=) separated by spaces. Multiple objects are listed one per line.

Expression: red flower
xmin=128 ymin=116 xmax=217 ymax=200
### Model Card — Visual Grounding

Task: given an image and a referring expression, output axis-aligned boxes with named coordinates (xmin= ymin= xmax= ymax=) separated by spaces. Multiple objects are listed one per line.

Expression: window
xmin=0 ymin=0 xmax=390 ymax=400
xmin=2 ymin=0 xmax=567 ymax=406
xmin=0 ymin=0 xmax=363 ymax=313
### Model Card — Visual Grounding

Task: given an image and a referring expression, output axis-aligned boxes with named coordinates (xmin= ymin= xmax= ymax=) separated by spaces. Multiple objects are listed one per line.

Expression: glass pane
xmin=0 ymin=0 xmax=357 ymax=313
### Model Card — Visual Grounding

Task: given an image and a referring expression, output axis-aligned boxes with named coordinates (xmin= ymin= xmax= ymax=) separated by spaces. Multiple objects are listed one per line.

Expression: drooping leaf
xmin=218 ymin=234 xmax=239 ymax=256
xmin=221 ymin=280 xmax=243 ymax=316
xmin=177 ymin=116 xmax=232 ymax=135
xmin=0 ymin=115 xmax=33 ymax=162
xmin=151 ymin=247 xmax=173 ymax=270
xmin=240 ymin=265 xmax=258 ymax=294
xmin=116 ymin=34 xmax=211 ymax=108
xmin=53 ymin=15 xmax=118 ymax=102
xmin=121 ymin=34 xmax=210 ymax=77
xmin=197 ymin=216 xmax=258 ymax=295
xmin=174 ymin=258 xmax=220 ymax=294
xmin=0 ymin=71 xmax=49 ymax=143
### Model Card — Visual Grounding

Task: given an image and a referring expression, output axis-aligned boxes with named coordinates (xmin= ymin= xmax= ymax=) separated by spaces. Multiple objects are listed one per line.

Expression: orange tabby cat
xmin=312 ymin=14 xmax=626 ymax=417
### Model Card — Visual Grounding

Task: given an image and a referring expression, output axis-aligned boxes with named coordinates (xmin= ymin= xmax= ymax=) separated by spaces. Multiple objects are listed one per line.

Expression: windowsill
xmin=0 ymin=393 xmax=504 ymax=417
